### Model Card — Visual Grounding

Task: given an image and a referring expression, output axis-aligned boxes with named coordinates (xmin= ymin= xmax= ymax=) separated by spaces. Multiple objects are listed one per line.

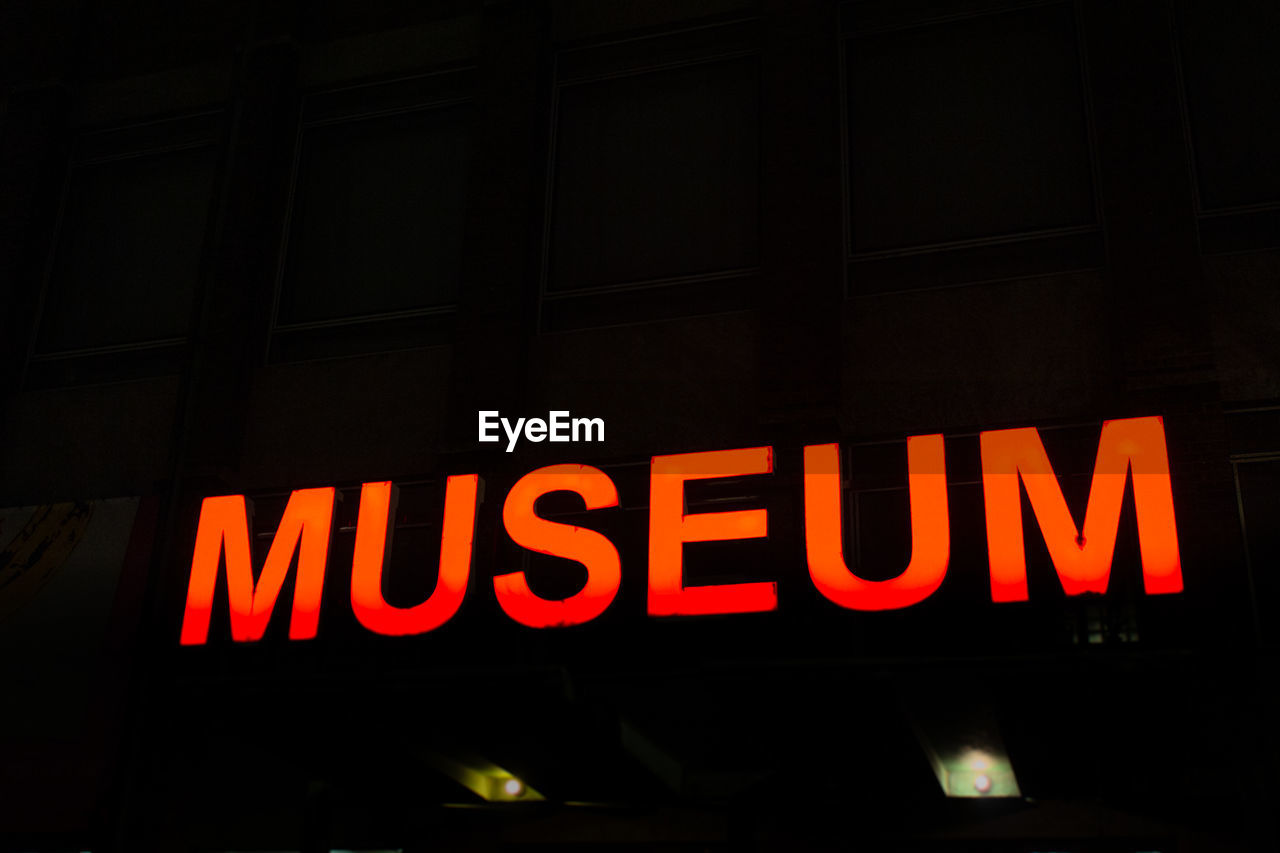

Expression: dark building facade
xmin=1 ymin=1 xmax=1278 ymax=850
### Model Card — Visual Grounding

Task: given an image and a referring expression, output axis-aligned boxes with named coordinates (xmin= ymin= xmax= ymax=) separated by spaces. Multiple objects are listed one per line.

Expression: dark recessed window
xmin=279 ymin=103 xmax=471 ymax=326
xmin=1235 ymin=457 xmax=1280 ymax=646
xmin=548 ymin=56 xmax=760 ymax=292
xmin=36 ymin=145 xmax=216 ymax=354
xmin=1177 ymin=0 xmax=1280 ymax=210
xmin=846 ymin=3 xmax=1095 ymax=253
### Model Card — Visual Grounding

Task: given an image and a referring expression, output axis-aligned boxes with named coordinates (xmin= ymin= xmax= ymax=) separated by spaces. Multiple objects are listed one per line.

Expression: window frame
xmin=839 ymin=0 xmax=1106 ymax=297
xmin=24 ymin=110 xmax=223 ymax=389
xmin=538 ymin=16 xmax=765 ymax=333
xmin=267 ymin=66 xmax=475 ymax=365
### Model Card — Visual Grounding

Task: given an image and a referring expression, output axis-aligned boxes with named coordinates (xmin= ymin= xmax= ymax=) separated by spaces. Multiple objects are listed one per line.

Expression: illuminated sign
xmin=179 ymin=416 xmax=1182 ymax=645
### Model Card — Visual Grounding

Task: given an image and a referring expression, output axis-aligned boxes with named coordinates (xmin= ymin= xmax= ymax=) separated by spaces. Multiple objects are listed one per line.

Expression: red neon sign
xmin=494 ymin=464 xmax=622 ymax=628
xmin=179 ymin=416 xmax=1183 ymax=644
xmin=980 ymin=416 xmax=1181 ymax=601
xmin=647 ymin=447 xmax=776 ymax=617
xmin=180 ymin=487 xmax=334 ymax=645
xmin=804 ymin=434 xmax=950 ymax=611
xmin=349 ymin=475 xmax=480 ymax=636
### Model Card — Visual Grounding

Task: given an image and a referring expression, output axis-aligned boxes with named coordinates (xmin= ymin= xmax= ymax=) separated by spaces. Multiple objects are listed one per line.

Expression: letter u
xmin=803 ymin=436 xmax=949 ymax=610
xmin=350 ymin=476 xmax=480 ymax=635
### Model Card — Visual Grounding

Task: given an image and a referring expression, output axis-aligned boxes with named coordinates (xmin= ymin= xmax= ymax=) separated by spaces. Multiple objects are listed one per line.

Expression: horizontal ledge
xmin=557 ymin=49 xmax=759 ymax=87
xmin=848 ymin=228 xmax=1104 ymax=295
xmin=555 ymin=14 xmax=761 ymax=52
xmin=301 ymin=95 xmax=473 ymax=128
xmin=1197 ymin=201 xmax=1280 ymax=219
xmin=842 ymin=0 xmax=1070 ymax=37
xmin=273 ymin=306 xmax=457 ymax=333
xmin=544 ymin=267 xmax=759 ymax=299
xmin=301 ymin=64 xmax=476 ymax=99
xmin=29 ymin=337 xmax=187 ymax=361
xmin=1197 ymin=206 xmax=1280 ymax=255
xmin=849 ymin=224 xmax=1100 ymax=262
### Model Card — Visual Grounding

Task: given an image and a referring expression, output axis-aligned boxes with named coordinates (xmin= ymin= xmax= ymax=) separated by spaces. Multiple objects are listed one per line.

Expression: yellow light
xmin=503 ymin=778 xmax=524 ymax=797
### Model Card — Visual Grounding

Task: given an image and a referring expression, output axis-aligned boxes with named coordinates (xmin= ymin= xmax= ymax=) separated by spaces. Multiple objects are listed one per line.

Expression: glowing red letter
xmin=980 ymin=416 xmax=1182 ymax=602
xmin=180 ymin=487 xmax=336 ymax=645
xmin=804 ymin=435 xmax=950 ymax=610
xmin=648 ymin=447 xmax=775 ymax=616
xmin=494 ymin=465 xmax=621 ymax=628
xmin=350 ymin=476 xmax=480 ymax=636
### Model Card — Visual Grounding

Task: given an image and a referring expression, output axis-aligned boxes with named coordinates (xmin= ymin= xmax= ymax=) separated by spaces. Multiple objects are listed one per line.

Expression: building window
xmin=541 ymin=19 xmax=761 ymax=331
xmin=1176 ymin=0 xmax=1280 ymax=253
xmin=843 ymin=1 xmax=1101 ymax=293
xmin=271 ymin=71 xmax=472 ymax=362
xmin=1233 ymin=454 xmax=1280 ymax=647
xmin=27 ymin=113 xmax=220 ymax=387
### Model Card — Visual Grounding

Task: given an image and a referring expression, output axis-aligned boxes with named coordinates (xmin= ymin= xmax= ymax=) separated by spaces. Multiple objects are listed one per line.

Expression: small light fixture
xmin=974 ymin=773 xmax=993 ymax=794
xmin=503 ymin=777 xmax=524 ymax=797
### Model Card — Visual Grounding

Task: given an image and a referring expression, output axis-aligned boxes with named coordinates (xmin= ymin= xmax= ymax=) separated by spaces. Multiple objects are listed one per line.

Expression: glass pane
xmin=280 ymin=103 xmax=471 ymax=325
xmin=549 ymin=56 xmax=760 ymax=291
xmin=1177 ymin=0 xmax=1280 ymax=209
xmin=1237 ymin=458 xmax=1280 ymax=644
xmin=848 ymin=4 xmax=1095 ymax=251
xmin=37 ymin=145 xmax=217 ymax=353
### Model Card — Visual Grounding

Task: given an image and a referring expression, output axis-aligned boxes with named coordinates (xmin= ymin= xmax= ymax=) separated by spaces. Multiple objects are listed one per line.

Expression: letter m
xmin=180 ymin=488 xmax=336 ymax=645
xmin=980 ymin=416 xmax=1182 ymax=602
